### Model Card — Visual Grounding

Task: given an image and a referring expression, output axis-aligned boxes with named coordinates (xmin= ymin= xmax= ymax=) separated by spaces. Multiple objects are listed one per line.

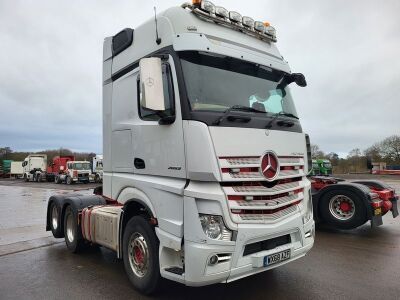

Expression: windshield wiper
xmin=212 ymin=105 xmax=264 ymax=125
xmin=265 ymin=112 xmax=299 ymax=128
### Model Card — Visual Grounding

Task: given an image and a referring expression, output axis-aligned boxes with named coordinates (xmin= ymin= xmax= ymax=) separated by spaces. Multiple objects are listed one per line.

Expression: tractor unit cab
xmin=47 ymin=155 xmax=75 ymax=182
xmin=54 ymin=160 xmax=91 ymax=184
xmin=47 ymin=1 xmax=314 ymax=294
xmin=91 ymin=154 xmax=103 ymax=183
xmin=317 ymin=159 xmax=332 ymax=175
xmin=23 ymin=154 xmax=47 ymax=182
xmin=66 ymin=161 xmax=91 ymax=184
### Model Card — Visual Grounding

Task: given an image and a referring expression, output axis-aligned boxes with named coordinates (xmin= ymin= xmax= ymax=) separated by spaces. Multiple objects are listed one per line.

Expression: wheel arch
xmin=117 ymin=187 xmax=158 ymax=258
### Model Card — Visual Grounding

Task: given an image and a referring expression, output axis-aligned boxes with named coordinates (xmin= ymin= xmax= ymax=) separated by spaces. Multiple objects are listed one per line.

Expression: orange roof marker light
xmin=183 ymin=1 xmax=277 ymax=42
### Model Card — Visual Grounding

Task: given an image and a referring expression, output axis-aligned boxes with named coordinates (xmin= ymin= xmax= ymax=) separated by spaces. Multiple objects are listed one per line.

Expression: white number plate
xmin=264 ymin=249 xmax=291 ymax=266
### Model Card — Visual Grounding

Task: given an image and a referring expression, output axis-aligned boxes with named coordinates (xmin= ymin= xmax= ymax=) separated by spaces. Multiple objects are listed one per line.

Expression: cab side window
xmin=137 ymin=63 xmax=175 ymax=121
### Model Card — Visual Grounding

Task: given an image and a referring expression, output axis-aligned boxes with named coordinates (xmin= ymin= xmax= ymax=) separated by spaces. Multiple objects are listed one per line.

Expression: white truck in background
xmin=23 ymin=154 xmax=47 ymax=182
xmin=91 ymin=154 xmax=103 ymax=183
xmin=55 ymin=161 xmax=92 ymax=184
xmin=46 ymin=1 xmax=314 ymax=294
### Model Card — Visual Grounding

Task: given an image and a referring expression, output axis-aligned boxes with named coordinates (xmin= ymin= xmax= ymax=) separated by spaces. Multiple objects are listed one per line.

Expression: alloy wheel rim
xmin=128 ymin=232 xmax=149 ymax=278
xmin=329 ymin=195 xmax=355 ymax=220
xmin=66 ymin=213 xmax=75 ymax=242
xmin=51 ymin=205 xmax=58 ymax=230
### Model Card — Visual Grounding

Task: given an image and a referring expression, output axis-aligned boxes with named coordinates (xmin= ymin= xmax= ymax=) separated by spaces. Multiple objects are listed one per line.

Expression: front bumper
xmin=184 ymin=214 xmax=315 ymax=286
xmin=72 ymin=176 xmax=90 ymax=182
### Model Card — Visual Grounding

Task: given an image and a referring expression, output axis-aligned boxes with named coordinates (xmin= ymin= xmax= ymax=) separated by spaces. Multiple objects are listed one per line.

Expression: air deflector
xmin=112 ymin=28 xmax=134 ymax=57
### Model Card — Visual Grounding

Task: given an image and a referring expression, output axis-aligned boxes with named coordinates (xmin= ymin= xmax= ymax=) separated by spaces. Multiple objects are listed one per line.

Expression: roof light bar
xmin=184 ymin=1 xmax=277 ymax=42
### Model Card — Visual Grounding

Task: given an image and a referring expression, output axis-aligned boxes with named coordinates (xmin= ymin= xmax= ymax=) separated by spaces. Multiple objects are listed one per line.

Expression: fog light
xmin=209 ymin=255 xmax=218 ymax=265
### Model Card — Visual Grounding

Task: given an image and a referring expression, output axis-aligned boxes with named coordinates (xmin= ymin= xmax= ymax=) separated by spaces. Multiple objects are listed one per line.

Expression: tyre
xmin=49 ymin=202 xmax=63 ymax=238
xmin=319 ymin=189 xmax=367 ymax=229
xmin=66 ymin=176 xmax=72 ymax=185
xmin=54 ymin=176 xmax=59 ymax=184
xmin=95 ymin=174 xmax=100 ymax=183
xmin=24 ymin=174 xmax=28 ymax=182
xmin=123 ymin=216 xmax=161 ymax=294
xmin=63 ymin=205 xmax=86 ymax=253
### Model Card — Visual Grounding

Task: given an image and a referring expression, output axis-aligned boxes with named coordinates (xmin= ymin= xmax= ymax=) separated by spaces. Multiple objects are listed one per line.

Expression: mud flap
xmin=371 ymin=215 xmax=383 ymax=227
xmin=391 ymin=199 xmax=399 ymax=218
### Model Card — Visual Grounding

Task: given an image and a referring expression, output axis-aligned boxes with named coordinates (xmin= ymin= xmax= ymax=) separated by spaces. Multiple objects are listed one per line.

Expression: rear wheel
xmin=63 ymin=206 xmax=86 ymax=252
xmin=66 ymin=176 xmax=72 ymax=185
xmin=123 ymin=216 xmax=161 ymax=295
xmin=320 ymin=190 xmax=367 ymax=229
xmin=49 ymin=202 xmax=63 ymax=238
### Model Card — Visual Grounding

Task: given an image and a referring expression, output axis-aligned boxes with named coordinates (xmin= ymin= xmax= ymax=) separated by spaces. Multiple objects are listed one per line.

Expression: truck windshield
xmin=324 ymin=162 xmax=332 ymax=168
xmin=179 ymin=51 xmax=298 ymax=117
xmin=73 ymin=163 xmax=90 ymax=170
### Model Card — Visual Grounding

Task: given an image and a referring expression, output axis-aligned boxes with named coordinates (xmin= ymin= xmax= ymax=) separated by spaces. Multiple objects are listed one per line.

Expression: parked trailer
xmin=46 ymin=1 xmax=314 ymax=295
xmin=311 ymin=176 xmax=398 ymax=229
xmin=1 ymin=160 xmax=13 ymax=178
xmin=23 ymin=154 xmax=47 ymax=182
xmin=48 ymin=155 xmax=75 ymax=183
xmin=10 ymin=161 xmax=23 ymax=178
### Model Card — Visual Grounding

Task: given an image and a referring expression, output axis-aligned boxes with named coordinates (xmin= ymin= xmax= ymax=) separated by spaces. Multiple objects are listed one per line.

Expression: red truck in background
xmin=46 ymin=156 xmax=75 ymax=182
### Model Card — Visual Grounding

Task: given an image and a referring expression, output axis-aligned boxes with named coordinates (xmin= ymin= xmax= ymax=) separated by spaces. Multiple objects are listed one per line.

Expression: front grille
xmin=243 ymin=234 xmax=291 ymax=256
xmin=219 ymin=155 xmax=305 ymax=224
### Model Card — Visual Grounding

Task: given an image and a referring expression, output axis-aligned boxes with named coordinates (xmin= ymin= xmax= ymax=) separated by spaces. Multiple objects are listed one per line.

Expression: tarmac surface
xmin=0 ymin=177 xmax=399 ymax=299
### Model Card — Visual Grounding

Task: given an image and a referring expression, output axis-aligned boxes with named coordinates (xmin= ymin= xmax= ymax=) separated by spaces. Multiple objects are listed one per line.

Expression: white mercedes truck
xmin=23 ymin=154 xmax=47 ymax=182
xmin=46 ymin=1 xmax=314 ymax=294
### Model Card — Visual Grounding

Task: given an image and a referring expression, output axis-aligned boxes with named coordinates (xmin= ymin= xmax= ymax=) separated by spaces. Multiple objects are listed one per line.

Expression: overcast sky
xmin=0 ymin=0 xmax=399 ymax=156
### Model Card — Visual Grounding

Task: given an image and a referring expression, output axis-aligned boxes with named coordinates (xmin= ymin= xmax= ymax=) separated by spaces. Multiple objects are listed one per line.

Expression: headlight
xmin=199 ymin=214 xmax=232 ymax=241
xmin=302 ymin=189 xmax=313 ymax=224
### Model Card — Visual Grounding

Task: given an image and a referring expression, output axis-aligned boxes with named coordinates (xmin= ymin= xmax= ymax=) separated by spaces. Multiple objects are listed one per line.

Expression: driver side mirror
xmin=292 ymin=73 xmax=307 ymax=87
xmin=139 ymin=57 xmax=166 ymax=111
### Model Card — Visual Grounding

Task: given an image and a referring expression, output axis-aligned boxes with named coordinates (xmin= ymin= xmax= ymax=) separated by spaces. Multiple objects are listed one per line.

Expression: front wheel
xmin=123 ymin=216 xmax=161 ymax=295
xmin=66 ymin=176 xmax=73 ymax=185
xmin=320 ymin=190 xmax=367 ymax=229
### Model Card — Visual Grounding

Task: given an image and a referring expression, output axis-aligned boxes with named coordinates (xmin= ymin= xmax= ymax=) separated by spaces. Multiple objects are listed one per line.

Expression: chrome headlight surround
xmin=199 ymin=214 xmax=232 ymax=241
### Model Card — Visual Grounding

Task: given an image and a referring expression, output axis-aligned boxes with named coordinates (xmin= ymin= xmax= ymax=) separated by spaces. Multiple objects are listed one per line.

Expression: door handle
xmin=134 ymin=158 xmax=145 ymax=169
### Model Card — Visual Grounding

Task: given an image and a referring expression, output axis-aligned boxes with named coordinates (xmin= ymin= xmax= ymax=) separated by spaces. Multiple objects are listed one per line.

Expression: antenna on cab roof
xmin=154 ymin=6 xmax=162 ymax=45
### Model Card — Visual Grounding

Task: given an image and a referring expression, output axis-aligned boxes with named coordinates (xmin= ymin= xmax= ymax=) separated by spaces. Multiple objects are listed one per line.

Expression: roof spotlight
xmin=229 ymin=11 xmax=242 ymax=23
xmin=201 ymin=1 xmax=216 ymax=14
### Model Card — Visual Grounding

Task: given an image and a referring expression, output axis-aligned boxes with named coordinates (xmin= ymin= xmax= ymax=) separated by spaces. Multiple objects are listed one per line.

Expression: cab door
xmin=133 ymin=55 xmax=186 ymax=178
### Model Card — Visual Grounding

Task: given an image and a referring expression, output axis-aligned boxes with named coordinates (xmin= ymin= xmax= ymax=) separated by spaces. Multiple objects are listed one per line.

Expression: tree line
xmin=0 ymin=147 xmax=96 ymax=166
xmin=313 ymin=135 xmax=400 ymax=174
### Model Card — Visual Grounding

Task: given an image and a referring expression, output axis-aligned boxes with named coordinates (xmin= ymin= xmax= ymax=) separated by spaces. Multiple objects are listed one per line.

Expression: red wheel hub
xmin=339 ymin=201 xmax=351 ymax=212
xmin=134 ymin=246 xmax=144 ymax=264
